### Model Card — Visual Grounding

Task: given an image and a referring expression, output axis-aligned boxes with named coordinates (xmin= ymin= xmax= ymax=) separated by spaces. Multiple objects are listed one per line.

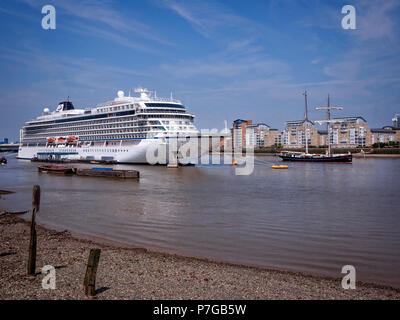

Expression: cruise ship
xmin=18 ymin=89 xmax=200 ymax=163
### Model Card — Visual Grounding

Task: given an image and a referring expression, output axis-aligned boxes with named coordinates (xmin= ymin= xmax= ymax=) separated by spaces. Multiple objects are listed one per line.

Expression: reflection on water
xmin=1 ymin=154 xmax=400 ymax=287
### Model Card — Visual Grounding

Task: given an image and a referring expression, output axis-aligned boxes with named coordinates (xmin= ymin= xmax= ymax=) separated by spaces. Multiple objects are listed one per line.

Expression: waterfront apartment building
xmin=370 ymin=126 xmax=400 ymax=144
xmin=245 ymin=123 xmax=270 ymax=148
xmin=232 ymin=119 xmax=253 ymax=149
xmin=263 ymin=128 xmax=283 ymax=147
xmin=393 ymin=114 xmax=400 ymax=128
xmin=283 ymin=116 xmax=378 ymax=148
xmin=283 ymin=115 xmax=400 ymax=148
xmin=238 ymin=114 xmax=400 ymax=150
xmin=282 ymin=119 xmax=320 ymax=148
xmin=232 ymin=119 xmax=283 ymax=149
xmin=328 ymin=117 xmax=369 ymax=148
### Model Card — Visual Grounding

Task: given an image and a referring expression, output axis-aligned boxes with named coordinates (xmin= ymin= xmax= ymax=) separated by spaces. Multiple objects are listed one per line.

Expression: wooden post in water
xmin=27 ymin=185 xmax=40 ymax=276
xmin=84 ymin=249 xmax=101 ymax=297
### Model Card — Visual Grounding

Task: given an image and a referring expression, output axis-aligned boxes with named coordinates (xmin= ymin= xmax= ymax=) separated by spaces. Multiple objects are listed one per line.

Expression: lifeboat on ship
xmin=57 ymin=137 xmax=66 ymax=143
xmin=47 ymin=137 xmax=56 ymax=143
xmin=67 ymin=136 xmax=78 ymax=143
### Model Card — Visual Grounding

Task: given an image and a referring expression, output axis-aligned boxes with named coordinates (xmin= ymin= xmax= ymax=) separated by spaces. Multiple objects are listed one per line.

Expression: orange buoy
xmin=271 ymin=165 xmax=288 ymax=169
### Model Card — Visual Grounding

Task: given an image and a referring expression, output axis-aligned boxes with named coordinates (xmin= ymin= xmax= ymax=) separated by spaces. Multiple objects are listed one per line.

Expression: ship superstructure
xmin=18 ymin=89 xmax=199 ymax=163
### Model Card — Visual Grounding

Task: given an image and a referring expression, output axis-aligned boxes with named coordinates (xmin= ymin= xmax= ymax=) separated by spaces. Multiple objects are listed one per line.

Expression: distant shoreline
xmin=1 ymin=207 xmax=399 ymax=299
xmin=352 ymin=153 xmax=400 ymax=158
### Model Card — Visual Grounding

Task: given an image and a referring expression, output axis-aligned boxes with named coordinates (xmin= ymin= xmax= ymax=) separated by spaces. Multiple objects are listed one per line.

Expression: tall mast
xmin=327 ymin=94 xmax=331 ymax=157
xmin=315 ymin=94 xmax=343 ymax=157
xmin=303 ymin=91 xmax=309 ymax=154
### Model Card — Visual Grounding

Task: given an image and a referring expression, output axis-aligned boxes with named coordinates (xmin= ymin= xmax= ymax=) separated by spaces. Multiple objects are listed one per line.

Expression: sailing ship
xmin=279 ymin=92 xmax=352 ymax=163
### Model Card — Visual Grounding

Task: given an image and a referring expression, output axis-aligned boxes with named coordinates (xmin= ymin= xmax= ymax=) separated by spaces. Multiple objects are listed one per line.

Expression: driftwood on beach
xmin=84 ymin=249 xmax=101 ymax=297
xmin=27 ymin=185 xmax=40 ymax=276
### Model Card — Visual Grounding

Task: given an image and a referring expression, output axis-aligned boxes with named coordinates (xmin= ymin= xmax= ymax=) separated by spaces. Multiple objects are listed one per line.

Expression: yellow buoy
xmin=272 ymin=165 xmax=288 ymax=169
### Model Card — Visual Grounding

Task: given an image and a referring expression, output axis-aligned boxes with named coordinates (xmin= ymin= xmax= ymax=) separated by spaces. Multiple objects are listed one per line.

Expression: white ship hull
xmin=17 ymin=139 xmax=164 ymax=164
xmin=17 ymin=137 xmax=204 ymax=164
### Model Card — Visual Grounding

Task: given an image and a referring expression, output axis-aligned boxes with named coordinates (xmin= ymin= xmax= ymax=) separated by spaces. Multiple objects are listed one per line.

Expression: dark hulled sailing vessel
xmin=279 ymin=151 xmax=352 ymax=163
xmin=279 ymin=93 xmax=352 ymax=163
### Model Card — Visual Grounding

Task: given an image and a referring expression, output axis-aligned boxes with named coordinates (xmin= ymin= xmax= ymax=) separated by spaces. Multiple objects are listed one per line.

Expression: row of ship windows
xmin=26 ymin=116 xmax=193 ymax=131
xmin=26 ymin=127 xmax=155 ymax=137
xmin=80 ymin=134 xmax=147 ymax=139
xmin=22 ymin=134 xmax=148 ymax=143
xmin=97 ymin=104 xmax=139 ymax=113
xmin=82 ymin=149 xmax=129 ymax=153
xmin=25 ymin=122 xmax=155 ymax=135
xmin=96 ymin=104 xmax=186 ymax=113
xmin=26 ymin=120 xmax=192 ymax=134
xmin=27 ymin=116 xmax=147 ymax=130
xmin=24 ymin=124 xmax=195 ymax=138
xmin=140 ymin=109 xmax=187 ymax=114
xmin=23 ymin=129 xmax=200 ymax=143
xmin=24 ymin=125 xmax=199 ymax=139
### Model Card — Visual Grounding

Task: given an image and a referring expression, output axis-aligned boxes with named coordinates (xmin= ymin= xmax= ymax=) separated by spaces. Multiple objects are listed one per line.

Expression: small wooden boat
xmin=272 ymin=164 xmax=288 ymax=169
xmin=38 ymin=165 xmax=75 ymax=174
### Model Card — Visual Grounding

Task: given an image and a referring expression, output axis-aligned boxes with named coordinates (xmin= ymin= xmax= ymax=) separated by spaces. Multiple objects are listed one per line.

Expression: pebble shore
xmin=1 ymin=211 xmax=399 ymax=300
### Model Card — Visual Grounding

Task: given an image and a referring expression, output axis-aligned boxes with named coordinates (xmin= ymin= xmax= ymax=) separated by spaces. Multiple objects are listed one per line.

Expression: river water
xmin=1 ymin=154 xmax=399 ymax=288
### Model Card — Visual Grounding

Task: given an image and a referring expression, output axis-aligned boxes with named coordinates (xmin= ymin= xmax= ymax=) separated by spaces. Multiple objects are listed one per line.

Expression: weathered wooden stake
xmin=27 ymin=185 xmax=40 ymax=276
xmin=84 ymin=249 xmax=101 ymax=297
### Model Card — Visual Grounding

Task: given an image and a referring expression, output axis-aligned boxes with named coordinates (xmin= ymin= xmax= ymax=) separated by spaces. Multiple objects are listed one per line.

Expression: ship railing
xmin=150 ymin=97 xmax=182 ymax=103
xmin=96 ymin=97 xmax=181 ymax=108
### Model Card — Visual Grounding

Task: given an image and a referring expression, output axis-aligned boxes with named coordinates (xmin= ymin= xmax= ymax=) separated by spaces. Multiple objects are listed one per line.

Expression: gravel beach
xmin=0 ymin=210 xmax=399 ymax=300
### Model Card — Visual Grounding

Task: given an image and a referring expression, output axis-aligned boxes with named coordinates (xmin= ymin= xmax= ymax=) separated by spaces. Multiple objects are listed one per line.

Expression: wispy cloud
xmin=19 ymin=0 xmax=173 ymax=48
xmin=63 ymin=22 xmax=157 ymax=53
xmin=0 ymin=45 xmax=148 ymax=108
xmin=159 ymin=0 xmax=264 ymax=40
xmin=355 ymin=0 xmax=400 ymax=41
xmin=160 ymin=54 xmax=290 ymax=79
xmin=311 ymin=58 xmax=322 ymax=65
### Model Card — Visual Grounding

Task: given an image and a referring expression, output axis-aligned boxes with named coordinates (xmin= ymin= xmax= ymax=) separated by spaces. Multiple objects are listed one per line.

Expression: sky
xmin=1 ymin=0 xmax=400 ymax=141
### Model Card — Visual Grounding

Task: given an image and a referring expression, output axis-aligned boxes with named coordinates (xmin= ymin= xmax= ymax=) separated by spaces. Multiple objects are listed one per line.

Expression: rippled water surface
xmin=1 ymin=154 xmax=400 ymax=287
